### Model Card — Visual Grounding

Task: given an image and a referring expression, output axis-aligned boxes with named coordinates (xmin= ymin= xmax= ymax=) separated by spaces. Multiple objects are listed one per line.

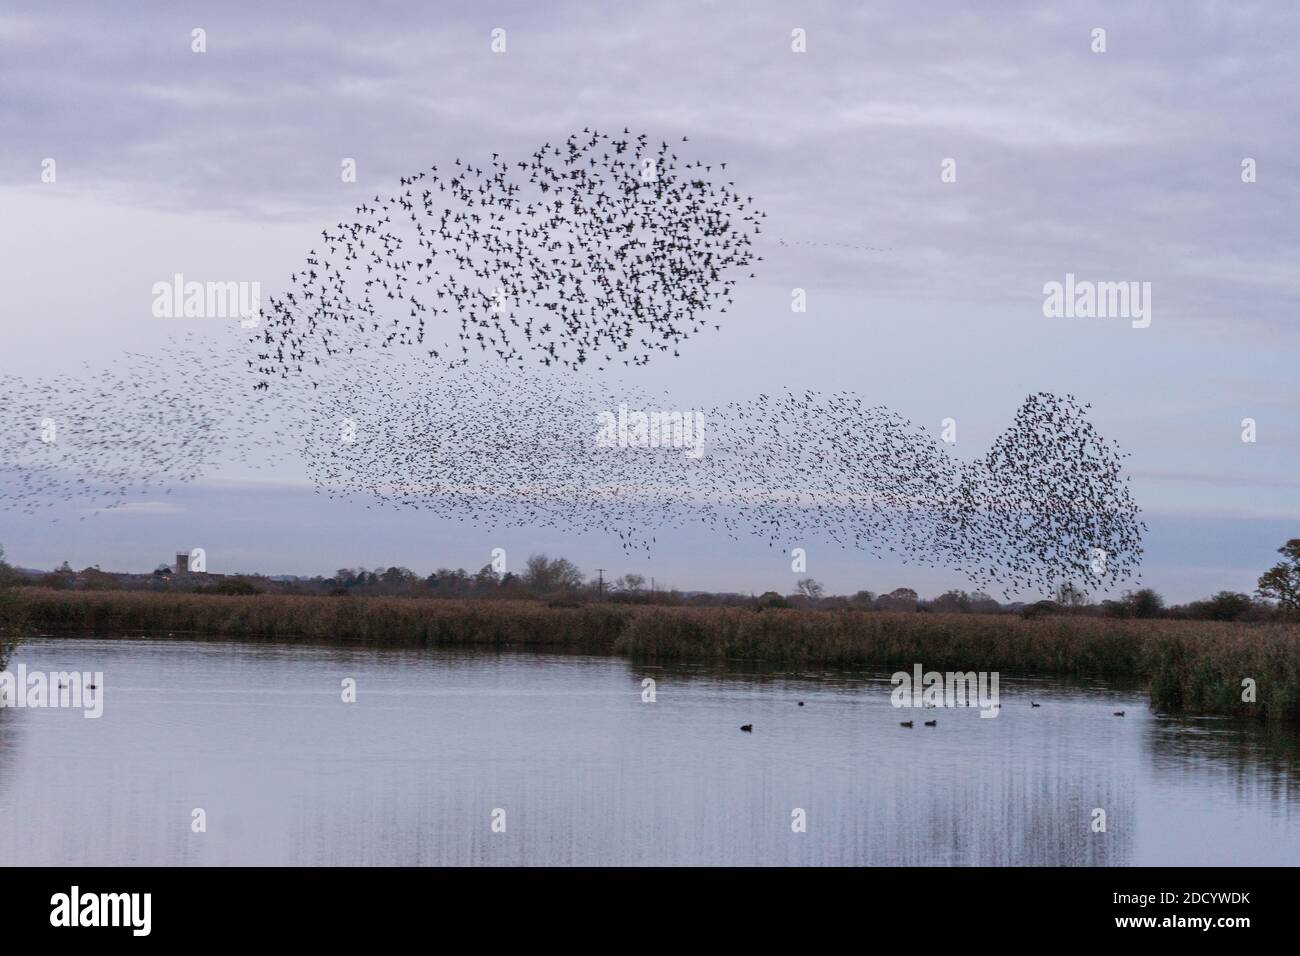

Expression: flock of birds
xmin=737 ymin=700 xmax=1129 ymax=733
xmin=253 ymin=128 xmax=760 ymax=387
xmin=0 ymin=129 xmax=1144 ymax=598
xmin=0 ymin=339 xmax=289 ymax=521
xmin=296 ymin=359 xmax=1144 ymax=596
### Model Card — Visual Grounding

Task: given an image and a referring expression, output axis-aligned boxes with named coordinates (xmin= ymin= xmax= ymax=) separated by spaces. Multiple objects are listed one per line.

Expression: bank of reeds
xmin=616 ymin=606 xmax=1300 ymax=721
xmin=3 ymin=589 xmax=632 ymax=649
xmin=0 ymin=589 xmax=27 ymax=670
xmin=4 ymin=588 xmax=1298 ymax=721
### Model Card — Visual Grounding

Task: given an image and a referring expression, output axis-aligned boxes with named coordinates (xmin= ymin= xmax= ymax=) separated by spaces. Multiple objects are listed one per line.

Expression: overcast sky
xmin=2 ymin=1 xmax=1298 ymax=601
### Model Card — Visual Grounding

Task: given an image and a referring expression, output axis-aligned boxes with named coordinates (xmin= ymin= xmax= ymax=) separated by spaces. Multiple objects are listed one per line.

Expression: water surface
xmin=0 ymin=637 xmax=1296 ymax=865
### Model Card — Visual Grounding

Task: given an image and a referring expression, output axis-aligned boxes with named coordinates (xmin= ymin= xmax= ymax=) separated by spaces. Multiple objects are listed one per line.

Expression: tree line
xmin=2 ymin=539 xmax=1299 ymax=621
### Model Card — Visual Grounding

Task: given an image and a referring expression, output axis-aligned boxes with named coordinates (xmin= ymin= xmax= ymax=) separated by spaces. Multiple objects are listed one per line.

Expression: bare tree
xmin=796 ymin=578 xmax=824 ymax=601
xmin=1055 ymin=581 xmax=1088 ymax=608
xmin=615 ymin=573 xmax=646 ymax=593
xmin=523 ymin=554 xmax=584 ymax=593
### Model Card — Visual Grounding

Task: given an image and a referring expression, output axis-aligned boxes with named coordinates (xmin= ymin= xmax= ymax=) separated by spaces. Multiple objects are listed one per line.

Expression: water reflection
xmin=0 ymin=638 xmax=1294 ymax=865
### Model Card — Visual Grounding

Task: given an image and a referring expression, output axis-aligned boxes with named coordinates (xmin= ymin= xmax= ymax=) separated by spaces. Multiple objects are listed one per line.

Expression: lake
xmin=1 ymin=636 xmax=1296 ymax=866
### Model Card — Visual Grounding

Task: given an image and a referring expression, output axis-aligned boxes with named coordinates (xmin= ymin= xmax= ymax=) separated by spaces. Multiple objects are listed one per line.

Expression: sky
xmin=1 ymin=0 xmax=1298 ymax=601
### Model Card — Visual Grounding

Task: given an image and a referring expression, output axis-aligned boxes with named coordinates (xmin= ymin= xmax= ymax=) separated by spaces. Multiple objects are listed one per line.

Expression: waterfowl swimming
xmin=1113 ymin=711 xmax=1125 ymax=717
xmin=924 ymin=719 xmax=937 ymax=727
xmin=740 ymin=724 xmax=752 ymax=732
xmin=1031 ymin=701 xmax=1040 ymax=708
xmin=899 ymin=720 xmax=913 ymax=728
xmin=797 ymin=701 xmax=804 ymax=706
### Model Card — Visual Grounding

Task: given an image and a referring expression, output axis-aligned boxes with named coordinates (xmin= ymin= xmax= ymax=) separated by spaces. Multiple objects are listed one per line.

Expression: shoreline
xmin=2 ymin=588 xmax=1298 ymax=722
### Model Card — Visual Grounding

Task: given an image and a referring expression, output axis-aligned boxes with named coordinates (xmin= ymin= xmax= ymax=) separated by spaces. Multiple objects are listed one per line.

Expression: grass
xmin=3 ymin=588 xmax=1298 ymax=721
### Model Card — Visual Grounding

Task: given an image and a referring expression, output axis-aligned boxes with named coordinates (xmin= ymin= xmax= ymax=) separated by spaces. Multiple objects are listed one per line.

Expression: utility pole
xmin=596 ymin=568 xmax=606 ymax=599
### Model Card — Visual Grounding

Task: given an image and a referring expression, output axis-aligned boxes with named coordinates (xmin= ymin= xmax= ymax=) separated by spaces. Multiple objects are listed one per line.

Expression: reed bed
xmin=617 ymin=607 xmax=1300 ymax=720
xmin=4 ymin=589 xmax=632 ymax=649
xmin=4 ymin=588 xmax=1298 ymax=721
xmin=0 ymin=589 xmax=26 ymax=670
